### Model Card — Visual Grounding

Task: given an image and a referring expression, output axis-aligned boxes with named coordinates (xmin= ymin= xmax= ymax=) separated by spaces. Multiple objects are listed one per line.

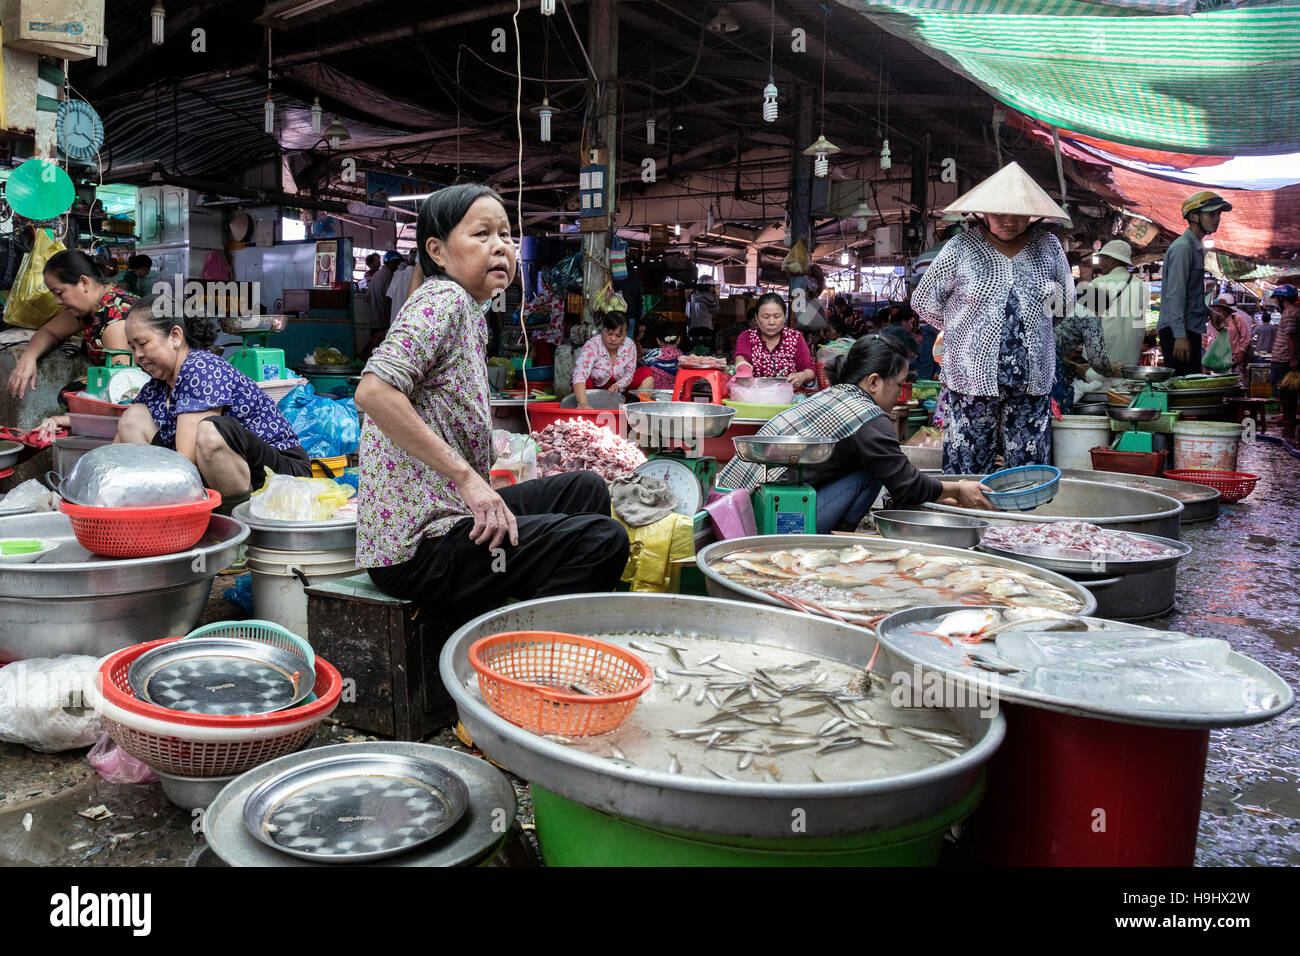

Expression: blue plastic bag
xmin=227 ymin=573 xmax=254 ymax=614
xmin=278 ymin=382 xmax=359 ymax=458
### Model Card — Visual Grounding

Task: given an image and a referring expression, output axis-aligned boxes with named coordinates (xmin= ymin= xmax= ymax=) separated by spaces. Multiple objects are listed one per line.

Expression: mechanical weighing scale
xmin=1112 ymin=365 xmax=1173 ymax=453
xmin=219 ymin=315 xmax=292 ymax=382
xmin=86 ymin=349 xmax=150 ymax=401
xmin=731 ymin=435 xmax=837 ymax=535
xmin=626 ymin=402 xmax=736 ymax=516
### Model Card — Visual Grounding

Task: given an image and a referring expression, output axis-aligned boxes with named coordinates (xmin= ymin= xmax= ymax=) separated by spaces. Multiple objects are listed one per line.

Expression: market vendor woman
xmin=115 ymin=296 xmax=312 ymax=509
xmin=717 ymin=334 xmax=990 ymax=534
xmin=732 ymin=292 xmax=816 ymax=386
xmin=355 ymin=184 xmax=629 ymax=627
xmin=571 ymin=310 xmax=637 ymax=408
xmin=7 ymin=249 xmax=138 ymax=398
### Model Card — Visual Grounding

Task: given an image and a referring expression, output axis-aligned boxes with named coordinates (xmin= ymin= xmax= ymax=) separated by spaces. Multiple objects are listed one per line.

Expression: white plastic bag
xmin=491 ymin=429 xmax=537 ymax=483
xmin=728 ymin=377 xmax=795 ymax=406
xmin=0 ymin=656 xmax=102 ymax=752
xmin=0 ymin=479 xmax=57 ymax=514
xmin=250 ymin=471 xmax=354 ymax=521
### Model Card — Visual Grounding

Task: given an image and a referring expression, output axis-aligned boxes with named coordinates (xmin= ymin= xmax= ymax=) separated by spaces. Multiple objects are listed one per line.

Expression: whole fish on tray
xmin=981 ymin=521 xmax=1181 ymax=561
xmin=708 ymin=544 xmax=1085 ymax=624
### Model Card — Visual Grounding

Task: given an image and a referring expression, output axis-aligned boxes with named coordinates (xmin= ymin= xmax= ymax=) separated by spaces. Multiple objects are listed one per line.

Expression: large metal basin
xmin=0 ymin=513 xmax=248 ymax=661
xmin=923 ymin=476 xmax=1183 ymax=539
xmin=443 ymin=594 xmax=1005 ymax=839
xmin=1057 ymin=469 xmax=1219 ymax=524
xmin=698 ymin=534 xmax=1097 ymax=619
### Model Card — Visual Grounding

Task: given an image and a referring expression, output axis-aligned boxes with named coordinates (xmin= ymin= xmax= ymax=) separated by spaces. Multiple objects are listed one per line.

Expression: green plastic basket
xmin=722 ymin=399 xmax=794 ymax=420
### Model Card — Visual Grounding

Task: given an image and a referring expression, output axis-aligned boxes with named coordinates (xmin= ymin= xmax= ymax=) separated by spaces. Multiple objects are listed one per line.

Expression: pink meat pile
xmin=531 ymin=418 xmax=647 ymax=480
xmin=983 ymin=521 xmax=1179 ymax=560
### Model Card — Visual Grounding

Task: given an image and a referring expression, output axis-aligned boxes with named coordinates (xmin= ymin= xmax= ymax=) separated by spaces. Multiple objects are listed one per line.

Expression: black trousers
xmin=1158 ymin=326 xmax=1203 ymax=376
xmin=368 ymin=470 xmax=630 ymax=632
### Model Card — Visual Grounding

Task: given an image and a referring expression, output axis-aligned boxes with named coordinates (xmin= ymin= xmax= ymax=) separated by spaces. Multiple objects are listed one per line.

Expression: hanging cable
xmin=512 ymin=0 xmax=531 ymax=433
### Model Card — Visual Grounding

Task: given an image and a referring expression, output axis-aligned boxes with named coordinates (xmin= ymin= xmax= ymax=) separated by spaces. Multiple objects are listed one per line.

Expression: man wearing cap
xmin=1089 ymin=239 xmax=1149 ymax=369
xmin=1269 ymin=284 xmax=1298 ymax=440
xmin=1157 ymin=191 xmax=1232 ymax=375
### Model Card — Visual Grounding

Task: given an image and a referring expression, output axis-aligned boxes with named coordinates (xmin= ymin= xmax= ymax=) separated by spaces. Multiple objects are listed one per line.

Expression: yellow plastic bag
xmin=618 ymin=511 xmax=695 ymax=593
xmin=249 ymin=468 xmax=354 ymax=520
xmin=781 ymin=238 xmax=811 ymax=276
xmin=4 ymin=229 xmax=65 ymax=329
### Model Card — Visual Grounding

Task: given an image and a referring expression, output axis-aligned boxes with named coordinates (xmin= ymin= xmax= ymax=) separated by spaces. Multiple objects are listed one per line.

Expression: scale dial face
xmin=633 ymin=458 xmax=703 ymax=516
xmin=57 ymin=100 xmax=105 ymax=163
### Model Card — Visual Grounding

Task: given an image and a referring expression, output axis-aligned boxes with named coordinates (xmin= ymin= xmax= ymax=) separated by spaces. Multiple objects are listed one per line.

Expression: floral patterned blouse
xmin=82 ymin=286 xmax=139 ymax=366
xmin=912 ymin=226 xmax=1071 ymax=398
xmin=572 ymin=335 xmax=637 ymax=389
xmin=356 ymin=279 xmax=493 ymax=568
xmin=733 ymin=328 xmax=813 ymax=378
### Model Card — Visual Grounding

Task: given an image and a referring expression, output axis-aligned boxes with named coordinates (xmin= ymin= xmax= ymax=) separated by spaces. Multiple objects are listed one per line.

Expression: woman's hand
xmin=786 ymin=369 xmax=815 ymax=386
xmin=1173 ymin=337 xmax=1191 ymax=363
xmin=36 ymin=415 xmax=69 ymax=443
xmin=457 ymin=470 xmax=519 ymax=549
xmin=7 ymin=356 xmax=37 ymax=398
xmin=937 ymin=480 xmax=992 ymax=510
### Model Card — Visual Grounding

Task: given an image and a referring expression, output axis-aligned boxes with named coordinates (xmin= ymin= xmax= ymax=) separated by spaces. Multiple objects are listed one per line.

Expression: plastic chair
xmin=672 ymin=368 xmax=729 ymax=404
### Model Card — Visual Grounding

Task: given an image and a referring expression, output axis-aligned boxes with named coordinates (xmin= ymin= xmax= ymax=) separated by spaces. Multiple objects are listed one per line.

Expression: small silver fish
xmin=810 ymin=769 xmax=824 ymax=783
xmin=668 ymin=668 xmax=716 ymax=677
xmin=737 ymin=752 xmax=754 ymax=770
xmin=816 ymin=737 xmax=864 ymax=755
xmin=931 ymin=745 xmax=965 ymax=760
xmin=709 ymin=661 xmax=745 ymax=675
xmin=817 ymin=716 xmax=843 ymax=737
xmin=655 ymin=640 xmax=689 ymax=651
xmin=654 ymin=667 xmax=669 ymax=684
xmin=763 ymin=770 xmax=779 ymax=784
xmin=674 ymin=683 xmax=691 ymax=702
xmin=611 ymin=745 xmax=628 ymax=760
xmin=787 ymin=704 xmax=826 ymax=720
xmin=861 ymin=737 xmax=897 ymax=749
xmin=705 ymin=691 xmax=723 ymax=710
xmin=694 ymin=686 xmax=708 ymax=705
xmin=696 ymin=654 xmax=720 ymax=666
xmin=705 ymin=767 xmax=737 ymax=781
xmin=813 ymin=672 xmax=828 ymax=684
xmin=668 ymin=754 xmax=682 ymax=774
xmin=704 ymin=731 xmax=722 ymax=748
xmin=668 ymin=647 xmax=686 ymax=667
xmin=628 ymin=640 xmax=661 ymax=653
xmin=769 ymin=741 xmax=818 ymax=753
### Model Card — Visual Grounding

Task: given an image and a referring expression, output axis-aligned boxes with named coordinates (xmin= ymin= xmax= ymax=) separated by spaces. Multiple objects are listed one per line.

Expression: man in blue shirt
xmin=1156 ymin=191 xmax=1232 ymax=375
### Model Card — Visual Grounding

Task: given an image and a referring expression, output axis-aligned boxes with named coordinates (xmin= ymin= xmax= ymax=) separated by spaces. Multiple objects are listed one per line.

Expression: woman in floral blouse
xmin=355 ymin=185 xmax=629 ymax=627
xmin=571 ymin=311 xmax=637 ymax=408
xmin=732 ymin=292 xmax=816 ymax=386
xmin=7 ymin=249 xmax=138 ymax=399
xmin=913 ymin=162 xmax=1073 ymax=474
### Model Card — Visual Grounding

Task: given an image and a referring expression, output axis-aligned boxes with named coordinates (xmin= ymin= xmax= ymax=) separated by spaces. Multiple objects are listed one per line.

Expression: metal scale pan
xmin=627 ymin=402 xmax=736 ymax=516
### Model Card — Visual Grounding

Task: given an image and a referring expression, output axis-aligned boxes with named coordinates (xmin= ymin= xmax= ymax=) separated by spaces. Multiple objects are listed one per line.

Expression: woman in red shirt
xmin=732 ymin=292 xmax=816 ymax=386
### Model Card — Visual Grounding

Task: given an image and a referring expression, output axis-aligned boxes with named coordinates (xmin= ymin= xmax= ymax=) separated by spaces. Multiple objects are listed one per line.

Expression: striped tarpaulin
xmin=837 ymin=0 xmax=1300 ymax=154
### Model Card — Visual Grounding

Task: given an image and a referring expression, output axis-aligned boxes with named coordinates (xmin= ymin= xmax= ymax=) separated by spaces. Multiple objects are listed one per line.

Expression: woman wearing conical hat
xmin=912 ymin=162 xmax=1073 ymax=474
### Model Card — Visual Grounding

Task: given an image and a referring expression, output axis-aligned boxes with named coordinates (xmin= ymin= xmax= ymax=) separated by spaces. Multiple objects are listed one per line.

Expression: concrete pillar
xmin=787 ymin=87 xmax=814 ymax=311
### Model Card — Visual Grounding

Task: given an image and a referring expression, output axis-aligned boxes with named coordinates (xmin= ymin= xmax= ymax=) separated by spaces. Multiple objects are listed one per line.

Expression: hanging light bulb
xmin=762 ymin=80 xmax=778 ymax=123
xmin=674 ymin=224 xmax=681 ymax=237
xmin=879 ymin=138 xmax=892 ymax=171
xmin=325 ymin=118 xmax=350 ymax=150
xmin=96 ymin=36 xmax=107 ymax=67
xmin=150 ymin=2 xmax=165 ymax=45
xmin=310 ymin=96 xmax=323 ymax=136
xmin=536 ymin=97 xmax=553 ymax=142
xmin=802 ymin=134 xmax=840 ymax=179
xmin=852 ymin=201 xmax=873 ymax=232
xmin=541 ymin=0 xmax=556 ymax=13
xmin=840 ymin=251 xmax=849 ymax=266
xmin=264 ymin=94 xmax=275 ymax=134
xmin=646 ymin=117 xmax=655 ymax=145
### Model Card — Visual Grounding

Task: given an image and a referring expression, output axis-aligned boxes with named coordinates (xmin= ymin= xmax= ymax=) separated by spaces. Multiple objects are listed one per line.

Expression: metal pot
xmin=231 ymin=501 xmax=356 ymax=552
xmin=1071 ymin=564 xmax=1178 ymax=621
xmin=156 ymin=770 xmax=239 ymax=810
xmin=0 ymin=512 xmax=248 ymax=661
xmin=442 ymin=594 xmax=1005 ymax=839
xmin=0 ymin=441 xmax=21 ymax=471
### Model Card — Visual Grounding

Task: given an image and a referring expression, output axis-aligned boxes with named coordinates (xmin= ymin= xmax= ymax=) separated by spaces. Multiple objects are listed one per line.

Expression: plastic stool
xmin=672 ymin=369 xmax=729 ymax=404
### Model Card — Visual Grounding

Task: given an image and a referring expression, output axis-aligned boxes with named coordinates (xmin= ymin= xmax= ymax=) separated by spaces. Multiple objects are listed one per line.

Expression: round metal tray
xmin=624 ymin=401 xmax=736 ymax=444
xmin=128 ymin=636 xmax=315 ymax=715
xmin=242 ymin=751 xmax=471 ymax=862
xmin=231 ymin=501 xmax=356 ymax=552
xmin=203 ymin=742 xmax=515 ymax=867
xmin=871 ymin=510 xmax=988 ymax=549
xmin=697 ymin=534 xmax=1097 ymax=620
xmin=441 ymin=594 xmax=1005 ymax=839
xmin=876 ymin=605 xmax=1294 ymax=729
xmin=1106 ymin=406 xmax=1161 ymax=423
xmin=922 ymin=476 xmax=1184 ymax=540
xmin=732 ymin=435 xmax=837 ymax=466
xmin=977 ymin=529 xmax=1190 ymax=575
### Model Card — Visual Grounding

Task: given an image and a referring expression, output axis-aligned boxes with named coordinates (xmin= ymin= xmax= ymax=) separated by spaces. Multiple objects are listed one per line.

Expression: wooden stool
xmin=305 ymin=573 xmax=458 ymax=740
xmin=672 ymin=368 xmax=729 ymax=404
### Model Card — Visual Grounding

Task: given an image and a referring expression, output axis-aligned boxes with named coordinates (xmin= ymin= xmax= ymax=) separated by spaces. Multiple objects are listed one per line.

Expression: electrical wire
xmin=512 ymin=0 xmax=531 ymax=434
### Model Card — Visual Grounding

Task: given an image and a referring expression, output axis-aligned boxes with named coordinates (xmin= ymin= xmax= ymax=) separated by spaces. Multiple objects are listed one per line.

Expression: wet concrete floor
xmin=1 ymin=440 xmax=1296 ymax=867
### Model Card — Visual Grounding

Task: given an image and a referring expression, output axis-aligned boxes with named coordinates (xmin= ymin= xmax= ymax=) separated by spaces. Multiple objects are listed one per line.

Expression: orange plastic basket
xmin=468 ymin=631 xmax=652 ymax=737
xmin=58 ymin=489 xmax=222 ymax=558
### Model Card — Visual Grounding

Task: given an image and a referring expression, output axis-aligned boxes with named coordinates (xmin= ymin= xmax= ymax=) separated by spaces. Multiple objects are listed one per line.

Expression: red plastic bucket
xmin=972 ymin=701 xmax=1208 ymax=866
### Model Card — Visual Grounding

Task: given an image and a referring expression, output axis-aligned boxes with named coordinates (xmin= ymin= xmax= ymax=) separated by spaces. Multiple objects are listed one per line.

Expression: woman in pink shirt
xmin=732 ymin=292 xmax=816 ymax=386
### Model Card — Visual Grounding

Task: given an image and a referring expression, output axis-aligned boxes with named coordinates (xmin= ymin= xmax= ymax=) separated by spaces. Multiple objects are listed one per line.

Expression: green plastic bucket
xmin=531 ymin=774 xmax=984 ymax=867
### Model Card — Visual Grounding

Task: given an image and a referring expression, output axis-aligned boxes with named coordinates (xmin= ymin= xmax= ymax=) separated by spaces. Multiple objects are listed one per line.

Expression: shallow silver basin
xmin=0 ymin=513 xmax=248 ymax=661
xmin=443 ymin=594 xmax=1005 ymax=838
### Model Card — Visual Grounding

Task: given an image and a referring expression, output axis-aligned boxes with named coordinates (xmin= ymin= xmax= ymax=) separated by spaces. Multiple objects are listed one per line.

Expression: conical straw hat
xmin=943 ymin=161 xmax=1070 ymax=223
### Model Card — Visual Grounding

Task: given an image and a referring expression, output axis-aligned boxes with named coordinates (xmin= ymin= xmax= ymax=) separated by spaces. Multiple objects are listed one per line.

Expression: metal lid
xmin=128 ymin=636 xmax=314 ymax=715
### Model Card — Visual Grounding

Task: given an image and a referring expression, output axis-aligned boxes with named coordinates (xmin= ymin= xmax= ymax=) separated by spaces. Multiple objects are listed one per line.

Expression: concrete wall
xmin=0 ymin=347 xmax=88 ymax=491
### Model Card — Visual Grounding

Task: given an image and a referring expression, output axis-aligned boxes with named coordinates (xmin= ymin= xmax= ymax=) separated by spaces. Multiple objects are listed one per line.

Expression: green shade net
xmin=838 ymin=0 xmax=1300 ymax=154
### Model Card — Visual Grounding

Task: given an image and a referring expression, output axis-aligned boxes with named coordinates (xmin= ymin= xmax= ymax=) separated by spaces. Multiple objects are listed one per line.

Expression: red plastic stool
xmin=672 ymin=369 xmax=729 ymax=404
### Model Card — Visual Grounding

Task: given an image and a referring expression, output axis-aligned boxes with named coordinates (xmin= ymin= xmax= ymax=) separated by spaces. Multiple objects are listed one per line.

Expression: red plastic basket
xmin=58 ymin=489 xmax=221 ymax=557
xmin=65 ymin=392 xmax=129 ymax=418
xmin=468 ymin=631 xmax=652 ymax=737
xmin=95 ymin=637 xmax=342 ymax=776
xmin=1163 ymin=469 xmax=1259 ymax=503
xmin=1090 ymin=446 xmax=1165 ymax=477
